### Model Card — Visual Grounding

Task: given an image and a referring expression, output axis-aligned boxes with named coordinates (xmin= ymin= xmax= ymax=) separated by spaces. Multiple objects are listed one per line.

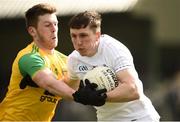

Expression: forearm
xmin=44 ymin=78 xmax=75 ymax=100
xmin=65 ymin=79 xmax=80 ymax=90
xmin=106 ymin=81 xmax=139 ymax=102
xmin=32 ymin=69 xmax=75 ymax=100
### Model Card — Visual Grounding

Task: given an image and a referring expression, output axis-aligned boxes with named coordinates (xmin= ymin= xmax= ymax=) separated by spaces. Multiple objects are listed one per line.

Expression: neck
xmin=41 ymin=48 xmax=54 ymax=54
xmin=33 ymin=41 xmax=54 ymax=54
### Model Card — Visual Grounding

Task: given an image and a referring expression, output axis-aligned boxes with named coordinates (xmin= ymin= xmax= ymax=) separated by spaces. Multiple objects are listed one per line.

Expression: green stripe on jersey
xmin=31 ymin=44 xmax=39 ymax=53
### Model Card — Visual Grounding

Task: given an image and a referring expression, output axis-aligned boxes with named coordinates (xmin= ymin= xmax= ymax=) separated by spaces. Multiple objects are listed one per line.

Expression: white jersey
xmin=68 ymin=34 xmax=160 ymax=121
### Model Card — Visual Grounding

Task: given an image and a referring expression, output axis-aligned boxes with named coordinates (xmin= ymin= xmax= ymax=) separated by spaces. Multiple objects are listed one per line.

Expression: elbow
xmin=37 ymin=78 xmax=54 ymax=93
xmin=133 ymin=91 xmax=140 ymax=100
xmin=41 ymin=82 xmax=51 ymax=90
xmin=130 ymin=84 xmax=140 ymax=100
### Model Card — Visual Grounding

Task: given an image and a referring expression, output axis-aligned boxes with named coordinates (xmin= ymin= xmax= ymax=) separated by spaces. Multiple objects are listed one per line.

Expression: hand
xmin=20 ymin=75 xmax=39 ymax=89
xmin=72 ymin=79 xmax=107 ymax=106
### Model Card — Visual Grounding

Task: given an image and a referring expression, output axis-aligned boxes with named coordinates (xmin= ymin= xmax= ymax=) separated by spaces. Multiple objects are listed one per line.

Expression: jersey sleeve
xmin=113 ymin=47 xmax=133 ymax=71
xmin=106 ymin=41 xmax=134 ymax=72
xmin=18 ymin=53 xmax=46 ymax=78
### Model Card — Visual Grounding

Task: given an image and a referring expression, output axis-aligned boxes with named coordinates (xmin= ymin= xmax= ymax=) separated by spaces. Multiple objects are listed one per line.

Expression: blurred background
xmin=0 ymin=0 xmax=180 ymax=121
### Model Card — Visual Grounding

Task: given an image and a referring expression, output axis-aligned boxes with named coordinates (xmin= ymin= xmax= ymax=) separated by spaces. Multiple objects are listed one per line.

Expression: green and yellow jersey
xmin=0 ymin=42 xmax=67 ymax=121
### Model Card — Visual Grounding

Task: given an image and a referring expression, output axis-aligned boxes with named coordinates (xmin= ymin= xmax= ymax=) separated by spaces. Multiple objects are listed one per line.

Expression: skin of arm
xmin=65 ymin=79 xmax=80 ymax=90
xmin=106 ymin=68 xmax=140 ymax=102
xmin=32 ymin=68 xmax=76 ymax=100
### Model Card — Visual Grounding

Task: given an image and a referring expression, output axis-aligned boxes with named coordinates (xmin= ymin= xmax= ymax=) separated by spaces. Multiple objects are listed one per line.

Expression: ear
xmin=27 ymin=26 xmax=36 ymax=37
xmin=96 ymin=31 xmax=101 ymax=40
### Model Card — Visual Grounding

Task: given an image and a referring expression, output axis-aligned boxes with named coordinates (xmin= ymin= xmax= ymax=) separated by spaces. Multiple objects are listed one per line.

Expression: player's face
xmin=31 ymin=14 xmax=58 ymax=50
xmin=70 ymin=26 xmax=100 ymax=57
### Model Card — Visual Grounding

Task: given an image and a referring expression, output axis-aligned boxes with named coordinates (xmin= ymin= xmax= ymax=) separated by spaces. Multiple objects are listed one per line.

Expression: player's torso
xmin=68 ymin=35 xmax=159 ymax=120
xmin=0 ymin=43 xmax=67 ymax=121
xmin=71 ymin=54 xmax=110 ymax=80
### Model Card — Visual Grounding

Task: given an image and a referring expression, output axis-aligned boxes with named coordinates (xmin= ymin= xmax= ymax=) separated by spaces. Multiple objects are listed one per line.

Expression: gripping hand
xmin=73 ymin=79 xmax=107 ymax=106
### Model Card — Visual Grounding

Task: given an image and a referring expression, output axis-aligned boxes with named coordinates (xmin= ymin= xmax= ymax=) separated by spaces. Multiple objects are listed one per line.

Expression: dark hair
xmin=68 ymin=11 xmax=102 ymax=32
xmin=25 ymin=3 xmax=57 ymax=28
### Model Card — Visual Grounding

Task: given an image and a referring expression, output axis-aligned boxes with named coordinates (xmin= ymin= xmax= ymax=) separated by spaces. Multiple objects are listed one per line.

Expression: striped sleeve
xmin=18 ymin=53 xmax=46 ymax=78
xmin=105 ymin=40 xmax=134 ymax=72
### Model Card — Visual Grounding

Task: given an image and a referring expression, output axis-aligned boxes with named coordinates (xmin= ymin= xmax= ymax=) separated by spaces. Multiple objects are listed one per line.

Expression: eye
xmin=45 ymin=23 xmax=51 ymax=27
xmin=70 ymin=34 xmax=76 ymax=38
xmin=79 ymin=33 xmax=88 ymax=38
xmin=71 ymin=35 xmax=75 ymax=40
xmin=54 ymin=22 xmax=58 ymax=26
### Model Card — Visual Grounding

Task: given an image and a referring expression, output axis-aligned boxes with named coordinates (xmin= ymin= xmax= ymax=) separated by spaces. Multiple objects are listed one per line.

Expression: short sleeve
xmin=18 ymin=53 xmax=45 ymax=78
xmin=103 ymin=38 xmax=134 ymax=72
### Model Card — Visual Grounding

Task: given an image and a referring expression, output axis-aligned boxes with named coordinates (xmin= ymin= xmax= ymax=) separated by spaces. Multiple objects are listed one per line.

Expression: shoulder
xmin=18 ymin=53 xmax=45 ymax=77
xmin=16 ymin=43 xmax=36 ymax=60
xmin=101 ymin=34 xmax=124 ymax=49
xmin=68 ymin=50 xmax=79 ymax=59
xmin=54 ymin=50 xmax=67 ymax=59
xmin=18 ymin=43 xmax=45 ymax=67
xmin=67 ymin=50 xmax=80 ymax=68
xmin=100 ymin=34 xmax=131 ymax=56
xmin=19 ymin=53 xmax=45 ymax=66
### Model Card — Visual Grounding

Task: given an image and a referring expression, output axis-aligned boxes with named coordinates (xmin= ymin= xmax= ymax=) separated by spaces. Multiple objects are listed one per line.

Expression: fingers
xmin=85 ymin=79 xmax=98 ymax=89
xmin=85 ymin=79 xmax=90 ymax=85
xmin=100 ymin=93 xmax=107 ymax=99
xmin=90 ymin=83 xmax=98 ymax=89
xmin=94 ymin=94 xmax=107 ymax=106
xmin=79 ymin=80 xmax=84 ymax=88
xmin=74 ymin=79 xmax=107 ymax=106
xmin=97 ymin=88 xmax=107 ymax=94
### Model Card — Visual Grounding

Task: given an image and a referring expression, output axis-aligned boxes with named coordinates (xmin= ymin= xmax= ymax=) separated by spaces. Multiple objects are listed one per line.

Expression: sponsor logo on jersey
xmin=78 ymin=65 xmax=88 ymax=71
xmin=40 ymin=95 xmax=57 ymax=103
xmin=78 ymin=64 xmax=108 ymax=72
xmin=40 ymin=90 xmax=57 ymax=104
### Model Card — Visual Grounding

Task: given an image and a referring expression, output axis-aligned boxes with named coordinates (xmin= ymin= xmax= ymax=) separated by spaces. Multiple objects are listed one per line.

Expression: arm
xmin=32 ymin=68 xmax=75 ymax=100
xmin=18 ymin=53 xmax=75 ymax=100
xmin=65 ymin=79 xmax=80 ymax=90
xmin=106 ymin=68 xmax=140 ymax=102
xmin=19 ymin=53 xmax=106 ymax=105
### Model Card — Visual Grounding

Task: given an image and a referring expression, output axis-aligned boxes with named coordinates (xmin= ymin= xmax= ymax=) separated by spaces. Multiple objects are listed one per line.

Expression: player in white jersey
xmin=67 ymin=11 xmax=160 ymax=121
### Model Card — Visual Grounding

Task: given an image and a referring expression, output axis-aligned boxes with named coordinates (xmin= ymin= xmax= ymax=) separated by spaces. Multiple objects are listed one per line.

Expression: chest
xmin=72 ymin=55 xmax=112 ymax=79
xmin=43 ymin=54 xmax=67 ymax=79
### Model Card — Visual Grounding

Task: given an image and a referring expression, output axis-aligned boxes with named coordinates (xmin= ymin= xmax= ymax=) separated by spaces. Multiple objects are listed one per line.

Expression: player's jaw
xmin=37 ymin=33 xmax=58 ymax=50
xmin=76 ymin=46 xmax=96 ymax=57
xmin=77 ymin=48 xmax=87 ymax=56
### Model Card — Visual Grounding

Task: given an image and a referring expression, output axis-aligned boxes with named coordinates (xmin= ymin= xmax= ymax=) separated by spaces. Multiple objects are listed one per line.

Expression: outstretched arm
xmin=32 ymin=68 xmax=75 ymax=100
xmin=32 ymin=68 xmax=106 ymax=106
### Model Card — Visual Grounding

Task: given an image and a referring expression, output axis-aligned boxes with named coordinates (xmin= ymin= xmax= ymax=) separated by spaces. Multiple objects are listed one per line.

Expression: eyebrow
xmin=42 ymin=21 xmax=58 ymax=25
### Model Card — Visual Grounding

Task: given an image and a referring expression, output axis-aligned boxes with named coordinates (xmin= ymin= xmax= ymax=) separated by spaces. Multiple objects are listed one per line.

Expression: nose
xmin=76 ymin=37 xmax=83 ymax=46
xmin=51 ymin=24 xmax=58 ymax=32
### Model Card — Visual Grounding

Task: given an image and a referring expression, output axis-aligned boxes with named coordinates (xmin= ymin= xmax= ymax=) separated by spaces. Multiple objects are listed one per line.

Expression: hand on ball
xmin=73 ymin=79 xmax=107 ymax=106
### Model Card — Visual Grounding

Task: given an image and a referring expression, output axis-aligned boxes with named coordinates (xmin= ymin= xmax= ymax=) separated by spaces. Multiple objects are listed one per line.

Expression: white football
xmin=83 ymin=66 xmax=118 ymax=91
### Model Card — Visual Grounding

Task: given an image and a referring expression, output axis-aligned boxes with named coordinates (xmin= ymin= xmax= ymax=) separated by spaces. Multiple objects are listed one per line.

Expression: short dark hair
xmin=25 ymin=3 xmax=57 ymax=28
xmin=68 ymin=11 xmax=102 ymax=32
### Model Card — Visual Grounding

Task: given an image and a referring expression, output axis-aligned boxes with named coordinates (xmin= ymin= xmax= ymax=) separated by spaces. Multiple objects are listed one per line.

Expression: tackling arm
xmin=64 ymin=78 xmax=80 ymax=90
xmin=32 ymin=68 xmax=75 ymax=100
